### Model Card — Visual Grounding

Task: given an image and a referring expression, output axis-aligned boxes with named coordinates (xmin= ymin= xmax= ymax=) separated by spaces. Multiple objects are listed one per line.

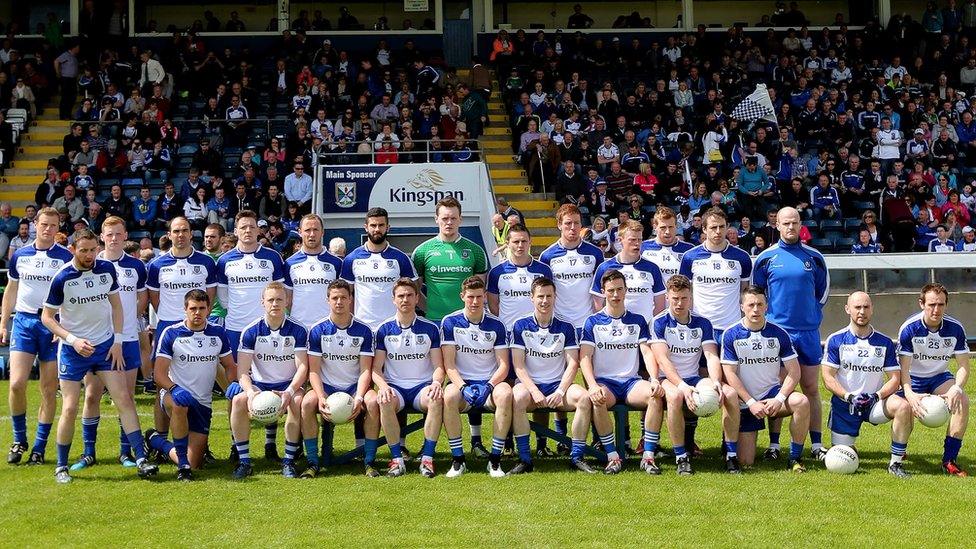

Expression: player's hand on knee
xmin=276 ymin=390 xmax=292 ymax=415
xmin=945 ymin=386 xmax=965 ymax=413
xmin=680 ymin=385 xmax=696 ymax=410
xmin=318 ymin=395 xmax=331 ymax=418
xmin=531 ymin=389 xmax=546 ymax=407
xmin=428 ymin=382 xmax=444 ymax=402
xmin=763 ymin=399 xmax=783 ymax=417
xmin=588 ymin=386 xmax=606 ymax=406
xmin=649 ymin=378 xmax=664 ymax=398
xmin=545 ymin=389 xmax=565 ymax=409
xmin=905 ymin=391 xmax=926 ymax=418
xmin=245 ymin=388 xmax=260 ymax=412
xmin=748 ymin=400 xmax=766 ymax=418
xmin=349 ymin=395 xmax=364 ymax=420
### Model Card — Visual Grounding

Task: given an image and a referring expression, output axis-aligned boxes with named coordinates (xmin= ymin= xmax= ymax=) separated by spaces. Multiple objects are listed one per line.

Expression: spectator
xmin=230 ymin=181 xmax=258 ymax=219
xmin=102 ymin=183 xmax=133 ymax=224
xmin=34 ymin=168 xmax=62 ymax=208
xmin=280 ymin=201 xmax=301 ymax=233
xmin=207 ymin=186 xmax=232 ymax=231
xmin=52 ymin=183 xmax=85 ymax=223
xmin=851 ymin=228 xmax=881 ymax=254
xmin=85 ymin=201 xmax=105 ymax=234
xmin=810 ymin=172 xmax=841 ymax=220
xmin=54 ymin=41 xmax=80 ymax=119
xmin=956 ymin=226 xmax=976 ymax=251
xmin=928 ymin=224 xmax=956 ymax=252
xmin=7 ymin=221 xmax=31 ymax=261
xmin=183 ymin=185 xmax=209 ymax=231
xmin=132 ymin=185 xmax=157 ymax=232
xmin=284 ymin=162 xmax=313 ymax=214
xmin=144 ymin=141 xmax=171 ymax=182
xmin=328 ymin=236 xmax=347 ymax=258
xmin=735 ymin=158 xmax=768 ymax=219
xmin=259 ymin=183 xmax=285 ymax=224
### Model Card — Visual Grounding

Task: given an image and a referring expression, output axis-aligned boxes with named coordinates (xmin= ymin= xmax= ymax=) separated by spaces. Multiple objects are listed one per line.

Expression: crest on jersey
xmin=284 ymin=336 xmax=294 ymax=346
xmin=874 ymin=347 xmax=883 ymax=357
xmin=335 ymin=182 xmax=356 ymax=208
xmin=124 ymin=268 xmax=133 ymax=277
xmin=210 ymin=337 xmax=217 ymax=347
xmin=99 ymin=274 xmax=108 ymax=284
xmin=690 ymin=328 xmax=700 ymax=339
xmin=461 ymin=249 xmax=470 ymax=260
xmin=628 ymin=325 xmax=636 ymax=335
xmin=351 ymin=337 xmax=361 ymax=347
xmin=416 ymin=334 xmax=426 ymax=345
xmin=727 ymin=260 xmax=736 ymax=269
xmin=485 ymin=332 xmax=495 ymax=343
xmin=767 ymin=338 xmax=776 ymax=347
xmin=259 ymin=260 xmax=268 ymax=269
xmin=944 ymin=338 xmax=953 ymax=346
xmin=386 ymin=260 xmax=394 ymax=268
xmin=638 ymin=271 xmax=647 ymax=279
xmin=193 ymin=265 xmax=202 ymax=275
xmin=583 ymin=256 xmax=592 ymax=265
xmin=803 ymin=260 xmax=813 ymax=271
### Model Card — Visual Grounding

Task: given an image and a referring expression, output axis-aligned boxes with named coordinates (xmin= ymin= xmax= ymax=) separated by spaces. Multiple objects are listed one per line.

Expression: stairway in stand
xmin=1 ymin=98 xmax=67 ymax=216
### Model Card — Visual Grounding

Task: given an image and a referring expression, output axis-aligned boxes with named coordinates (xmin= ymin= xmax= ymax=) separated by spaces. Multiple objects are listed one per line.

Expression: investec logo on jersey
xmin=622 ymin=270 xmax=652 ymax=293
xmin=912 ymin=337 xmax=954 ymax=363
xmin=178 ymin=352 xmax=219 ymax=363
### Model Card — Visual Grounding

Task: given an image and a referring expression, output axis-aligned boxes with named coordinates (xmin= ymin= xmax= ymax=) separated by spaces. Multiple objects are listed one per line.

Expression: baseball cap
xmin=914 ymin=128 xmax=924 ymax=135
xmin=257 ymin=219 xmax=268 ymax=228
xmin=964 ymin=226 xmax=974 ymax=234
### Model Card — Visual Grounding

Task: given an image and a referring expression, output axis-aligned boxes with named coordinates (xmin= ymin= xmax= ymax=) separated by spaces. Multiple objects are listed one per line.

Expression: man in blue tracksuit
xmin=752 ymin=206 xmax=830 ymax=462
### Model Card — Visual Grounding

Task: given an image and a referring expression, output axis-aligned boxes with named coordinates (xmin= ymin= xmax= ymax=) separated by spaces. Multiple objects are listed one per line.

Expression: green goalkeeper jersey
xmin=411 ymin=235 xmax=489 ymax=322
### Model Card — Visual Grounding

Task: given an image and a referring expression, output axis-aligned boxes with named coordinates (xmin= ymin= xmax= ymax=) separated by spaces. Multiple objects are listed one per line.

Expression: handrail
xmin=314 ymin=138 xmax=483 ymax=165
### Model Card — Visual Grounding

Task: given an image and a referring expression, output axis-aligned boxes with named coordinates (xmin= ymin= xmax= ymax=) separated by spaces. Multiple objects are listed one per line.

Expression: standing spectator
xmin=458 ymin=84 xmax=486 ymax=139
xmin=132 ymin=186 xmax=157 ymax=232
xmin=102 ymin=183 xmax=133 ymax=224
xmin=54 ymin=41 xmax=80 ymax=119
xmin=155 ymin=181 xmax=182 ymax=231
xmin=183 ymin=186 xmax=209 ymax=231
xmin=224 ymin=96 xmax=249 ymax=147
xmin=284 ymin=162 xmax=313 ymax=215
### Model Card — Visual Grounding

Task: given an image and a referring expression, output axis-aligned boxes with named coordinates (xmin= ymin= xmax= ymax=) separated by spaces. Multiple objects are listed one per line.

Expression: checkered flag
xmin=731 ymin=84 xmax=777 ymax=124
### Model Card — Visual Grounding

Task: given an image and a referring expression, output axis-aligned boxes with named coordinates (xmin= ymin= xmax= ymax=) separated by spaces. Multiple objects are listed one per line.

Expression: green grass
xmin=1 ymin=380 xmax=975 ymax=547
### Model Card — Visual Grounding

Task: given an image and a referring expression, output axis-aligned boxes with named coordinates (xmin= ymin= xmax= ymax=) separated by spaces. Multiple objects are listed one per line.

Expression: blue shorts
xmin=159 ymin=390 xmax=213 ymax=435
xmin=596 ymin=376 xmax=642 ymax=403
xmin=389 ymin=381 xmax=429 ymax=413
xmin=785 ymin=328 xmax=823 ymax=366
xmin=739 ymin=385 xmax=782 ymax=433
xmin=226 ymin=330 xmax=242 ymax=361
xmin=121 ymin=340 xmax=141 ymax=372
xmin=58 ymin=338 xmax=115 ymax=382
xmin=153 ymin=319 xmax=181 ymax=358
xmin=660 ymin=374 xmax=702 ymax=385
xmin=910 ymin=371 xmax=955 ymax=395
xmin=828 ymin=395 xmax=884 ymax=437
xmin=534 ymin=380 xmax=562 ymax=397
xmin=254 ymin=380 xmax=291 ymax=392
xmin=10 ymin=312 xmax=58 ymax=362
xmin=324 ymin=382 xmax=357 ymax=396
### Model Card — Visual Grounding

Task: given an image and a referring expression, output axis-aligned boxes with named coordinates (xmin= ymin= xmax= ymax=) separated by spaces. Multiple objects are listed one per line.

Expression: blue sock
xmin=353 ymin=421 xmax=365 ymax=448
xmin=599 ymin=433 xmax=619 ymax=459
xmin=81 ymin=416 xmax=100 ymax=457
xmin=769 ymin=431 xmax=781 ymax=448
xmin=118 ymin=420 xmax=131 ymax=457
xmin=891 ymin=441 xmax=907 ymax=463
xmin=31 ymin=423 xmax=52 ymax=456
xmin=283 ymin=440 xmax=299 ymax=465
xmin=420 ymin=438 xmax=437 ymax=459
xmin=673 ymin=445 xmax=687 ymax=461
xmin=448 ymin=436 xmax=464 ymax=458
xmin=554 ymin=417 xmax=568 ymax=436
xmin=810 ymin=431 xmax=823 ymax=447
xmin=642 ymin=429 xmax=659 ymax=454
xmin=725 ymin=441 xmax=738 ymax=457
xmin=468 ymin=411 xmax=482 ymax=445
xmin=11 ymin=413 xmax=27 ymax=444
xmin=390 ymin=442 xmax=403 ymax=460
xmin=570 ymin=439 xmax=585 ymax=461
xmin=174 ymin=436 xmax=189 ymax=468
xmin=684 ymin=417 xmax=698 ymax=448
xmin=944 ymin=436 xmax=963 ymax=463
xmin=364 ymin=438 xmax=379 ymax=464
xmin=149 ymin=434 xmax=174 ymax=455
xmin=490 ymin=436 xmax=504 ymax=457
xmin=789 ymin=441 xmax=804 ymax=461
xmin=56 ymin=443 xmax=71 ymax=468
xmin=515 ymin=434 xmax=532 ymax=463
xmin=125 ymin=430 xmax=147 ymax=460
xmin=303 ymin=438 xmax=319 ymax=466
xmin=236 ymin=440 xmax=251 ymax=465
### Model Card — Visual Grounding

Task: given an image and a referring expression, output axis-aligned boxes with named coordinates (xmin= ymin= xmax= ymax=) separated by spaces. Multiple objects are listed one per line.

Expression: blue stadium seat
xmin=130 ymin=230 xmax=150 ymax=240
xmin=122 ymin=177 xmax=144 ymax=188
xmin=844 ymin=218 xmax=862 ymax=233
xmin=811 ymin=238 xmax=834 ymax=253
xmin=835 ymin=237 xmax=855 ymax=250
xmin=177 ymin=144 xmax=199 ymax=156
xmin=820 ymin=219 xmax=843 ymax=231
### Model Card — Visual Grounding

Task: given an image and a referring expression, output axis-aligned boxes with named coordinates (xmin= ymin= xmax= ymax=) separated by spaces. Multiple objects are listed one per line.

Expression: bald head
xmin=777 ymin=207 xmax=801 ymax=243
xmin=845 ymin=291 xmax=873 ymax=327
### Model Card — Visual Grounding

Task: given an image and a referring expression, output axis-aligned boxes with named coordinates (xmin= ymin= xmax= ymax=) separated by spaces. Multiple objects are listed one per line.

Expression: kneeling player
xmin=442 ymin=276 xmax=512 ymax=477
xmin=302 ymin=280 xmax=384 ymax=478
xmin=822 ymin=292 xmax=912 ymax=478
xmin=580 ymin=269 xmax=664 ymax=475
xmin=722 ymin=286 xmax=810 ymax=471
xmin=149 ymin=289 xmax=236 ymax=480
xmin=230 ymin=282 xmax=308 ymax=479
xmin=510 ymin=277 xmax=595 ymax=474
xmin=651 ymin=275 xmax=741 ymax=475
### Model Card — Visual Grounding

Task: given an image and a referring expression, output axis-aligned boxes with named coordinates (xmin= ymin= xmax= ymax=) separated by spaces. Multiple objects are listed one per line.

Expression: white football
xmin=250 ymin=391 xmax=282 ymax=425
xmin=919 ymin=395 xmax=951 ymax=428
xmin=326 ymin=392 xmax=355 ymax=424
xmin=691 ymin=379 xmax=721 ymax=417
xmin=824 ymin=445 xmax=859 ymax=474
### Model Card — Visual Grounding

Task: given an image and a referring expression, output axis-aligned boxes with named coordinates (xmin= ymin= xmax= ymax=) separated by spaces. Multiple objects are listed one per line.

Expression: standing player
xmin=373 ymin=278 xmax=445 ymax=478
xmin=510 ymin=277 xmax=596 ymax=474
xmin=641 ymin=207 xmax=694 ymax=283
xmin=580 ymin=270 xmax=665 ymax=474
xmin=721 ymin=286 xmax=810 ymax=471
xmin=71 ymin=216 xmax=148 ymax=471
xmin=898 ymin=283 xmax=970 ymax=476
xmin=42 ymin=229 xmax=158 ymax=483
xmin=591 ymin=219 xmax=665 ymax=324
xmin=441 ymin=276 xmax=512 ymax=477
xmin=753 ymin=207 xmax=830 ymax=460
xmin=651 ymin=275 xmax=742 ymax=475
xmin=341 ymin=207 xmax=417 ymax=331
xmin=302 ymin=279 xmax=385 ymax=478
xmin=822 ymin=291 xmax=913 ymax=477
xmin=285 ymin=214 xmax=342 ymax=329
xmin=147 ymin=289 xmax=235 ymax=480
xmin=487 ymin=224 xmax=553 ymax=328
xmin=202 ymin=223 xmax=227 ymax=326
xmin=229 ymin=282 xmax=308 ymax=479
xmin=1 ymin=207 xmax=73 ymax=465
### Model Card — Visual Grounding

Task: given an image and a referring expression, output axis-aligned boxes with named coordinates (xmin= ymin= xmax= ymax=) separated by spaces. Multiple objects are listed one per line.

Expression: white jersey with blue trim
xmin=340 ymin=243 xmax=417 ymax=331
xmin=581 ymin=310 xmax=650 ymax=381
xmin=307 ymin=317 xmax=374 ymax=389
xmin=897 ymin=312 xmax=969 ymax=378
xmin=156 ymin=323 xmax=231 ymax=408
xmin=146 ymin=250 xmax=217 ymax=323
xmin=510 ymin=314 xmax=579 ymax=385
xmin=486 ymin=259 xmax=554 ymax=329
xmin=539 ymin=240 xmax=604 ymax=329
xmin=679 ymin=242 xmax=753 ymax=331
xmin=589 ymin=255 xmax=665 ymax=324
xmin=44 ymin=259 xmax=120 ymax=345
xmin=823 ymin=327 xmax=898 ymax=394
xmin=98 ymin=252 xmax=147 ymax=342
xmin=8 ymin=243 xmax=73 ymax=313
xmin=650 ymin=311 xmax=716 ymax=379
xmin=440 ymin=310 xmax=508 ymax=381
xmin=216 ymin=246 xmax=286 ymax=332
xmin=284 ymin=249 xmax=343 ymax=328
xmin=238 ymin=316 xmax=308 ymax=385
xmin=375 ymin=316 xmax=441 ymax=386
xmin=640 ymin=239 xmax=694 ymax=283
xmin=721 ymin=320 xmax=797 ymax=406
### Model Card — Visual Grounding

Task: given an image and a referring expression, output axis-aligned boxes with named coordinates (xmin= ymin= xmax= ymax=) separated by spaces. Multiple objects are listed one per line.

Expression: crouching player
xmin=822 ymin=291 xmax=912 ymax=478
xmin=722 ymin=286 xmax=810 ymax=472
xmin=148 ymin=289 xmax=235 ymax=480
xmin=374 ymin=278 xmax=445 ymax=478
xmin=441 ymin=277 xmax=512 ymax=477
xmin=580 ymin=269 xmax=664 ymax=475
xmin=651 ymin=275 xmax=741 ymax=475
xmin=302 ymin=279 xmax=384 ymax=478
xmin=230 ymin=282 xmax=308 ymax=479
xmin=510 ymin=277 xmax=595 ymax=474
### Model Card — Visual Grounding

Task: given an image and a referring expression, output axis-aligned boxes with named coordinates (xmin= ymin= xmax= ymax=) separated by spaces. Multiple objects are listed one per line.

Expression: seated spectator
xmin=928 ymin=224 xmax=956 ymax=253
xmin=144 ymin=141 xmax=171 ymax=182
xmin=956 ymin=226 xmax=976 ymax=251
xmin=810 ymin=172 xmax=841 ymax=220
xmin=52 ymin=183 xmax=85 ymax=224
xmin=328 ymin=237 xmax=347 ymax=258
xmin=102 ymin=183 xmax=134 ymax=225
xmin=280 ymin=201 xmax=301 ymax=233
xmin=259 ymin=183 xmax=285 ymax=224
xmin=35 ymin=168 xmax=62 ymax=208
xmin=284 ymin=163 xmax=313 ymax=215
xmin=73 ymin=165 xmax=95 ymax=193
xmin=750 ymin=234 xmax=769 ymax=256
xmin=207 ymin=187 xmax=232 ymax=231
xmin=851 ymin=229 xmax=881 ymax=254
xmin=8 ymin=220 xmax=32 ymax=261
xmin=735 ymin=158 xmax=769 ymax=219
xmin=72 ymin=140 xmax=97 ymax=172
xmin=687 ymin=182 xmax=710 ymax=212
xmin=183 ymin=185 xmax=209 ymax=231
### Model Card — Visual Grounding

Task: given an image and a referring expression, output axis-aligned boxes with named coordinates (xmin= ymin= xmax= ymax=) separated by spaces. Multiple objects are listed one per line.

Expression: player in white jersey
xmin=42 ymin=229 xmax=158 ymax=483
xmin=651 ymin=275 xmax=741 ymax=475
xmin=301 ymin=279 xmax=386 ymax=478
xmin=897 ymin=283 xmax=971 ymax=476
xmin=590 ymin=219 xmax=665 ymax=324
xmin=147 ymin=289 xmax=235 ymax=481
xmin=230 ymin=282 xmax=309 ymax=479
xmin=640 ymin=206 xmax=694 ymax=283
xmin=580 ymin=269 xmax=664 ymax=475
xmin=373 ymin=278 xmax=445 ymax=478
xmin=1 ymin=207 xmax=73 ymax=465
xmin=510 ymin=277 xmax=596 ymax=475
xmin=487 ymin=224 xmax=554 ymax=329
xmin=340 ymin=207 xmax=417 ymax=331
xmin=721 ymin=286 xmax=810 ymax=472
xmin=285 ymin=214 xmax=342 ymax=329
xmin=442 ymin=277 xmax=512 ymax=477
xmin=71 ymin=217 xmax=148 ymax=471
xmin=822 ymin=292 xmax=912 ymax=478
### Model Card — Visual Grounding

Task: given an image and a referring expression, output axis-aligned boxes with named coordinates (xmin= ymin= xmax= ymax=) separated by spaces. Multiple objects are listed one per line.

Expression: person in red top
xmin=634 ymin=163 xmax=658 ymax=200
xmin=376 ymin=139 xmax=398 ymax=164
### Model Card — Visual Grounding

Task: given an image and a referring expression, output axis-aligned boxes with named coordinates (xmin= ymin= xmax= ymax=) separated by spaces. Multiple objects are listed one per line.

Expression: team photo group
xmin=3 ymin=196 xmax=969 ymax=483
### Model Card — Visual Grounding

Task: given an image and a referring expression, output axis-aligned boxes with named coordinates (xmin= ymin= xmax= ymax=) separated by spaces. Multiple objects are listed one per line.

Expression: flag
xmin=731 ymin=84 xmax=777 ymax=124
